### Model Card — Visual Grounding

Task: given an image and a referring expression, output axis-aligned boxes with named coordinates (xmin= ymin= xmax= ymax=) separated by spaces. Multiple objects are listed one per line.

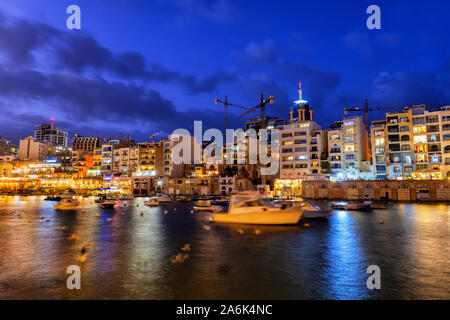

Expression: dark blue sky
xmin=0 ymin=0 xmax=449 ymax=143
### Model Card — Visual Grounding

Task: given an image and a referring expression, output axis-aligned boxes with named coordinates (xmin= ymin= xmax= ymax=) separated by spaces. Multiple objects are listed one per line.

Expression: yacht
xmin=55 ymin=199 xmax=80 ymax=211
xmin=212 ymin=192 xmax=303 ymax=225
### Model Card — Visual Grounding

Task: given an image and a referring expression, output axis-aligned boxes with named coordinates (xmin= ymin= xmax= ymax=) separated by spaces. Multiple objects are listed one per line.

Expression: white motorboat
xmin=55 ymin=198 xmax=80 ymax=211
xmin=212 ymin=192 xmax=303 ymax=225
xmin=144 ymin=199 xmax=159 ymax=207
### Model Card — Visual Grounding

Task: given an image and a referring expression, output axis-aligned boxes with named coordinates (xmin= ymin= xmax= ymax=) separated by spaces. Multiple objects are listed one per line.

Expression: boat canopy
xmin=229 ymin=192 xmax=275 ymax=212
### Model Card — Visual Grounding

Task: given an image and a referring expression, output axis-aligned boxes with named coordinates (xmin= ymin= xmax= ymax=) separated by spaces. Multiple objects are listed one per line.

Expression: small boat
xmin=98 ymin=199 xmax=117 ymax=208
xmin=144 ymin=199 xmax=159 ymax=207
xmin=156 ymin=194 xmax=172 ymax=202
xmin=212 ymin=192 xmax=302 ymax=225
xmin=331 ymin=201 xmax=349 ymax=210
xmin=194 ymin=199 xmax=211 ymax=207
xmin=175 ymin=196 xmax=191 ymax=202
xmin=55 ymin=199 xmax=80 ymax=211
xmin=347 ymin=202 xmax=371 ymax=211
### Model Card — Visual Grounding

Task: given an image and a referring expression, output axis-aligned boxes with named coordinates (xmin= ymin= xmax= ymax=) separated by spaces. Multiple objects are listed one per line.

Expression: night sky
xmin=0 ymin=0 xmax=449 ymax=144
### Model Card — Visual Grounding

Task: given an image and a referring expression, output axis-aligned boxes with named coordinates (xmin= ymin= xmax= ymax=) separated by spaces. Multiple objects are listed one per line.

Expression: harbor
xmin=0 ymin=195 xmax=448 ymax=299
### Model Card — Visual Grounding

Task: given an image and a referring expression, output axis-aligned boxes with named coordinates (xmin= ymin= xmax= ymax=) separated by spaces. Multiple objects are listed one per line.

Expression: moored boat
xmin=156 ymin=194 xmax=172 ymax=202
xmin=212 ymin=192 xmax=302 ymax=225
xmin=144 ymin=199 xmax=159 ymax=207
xmin=55 ymin=199 xmax=80 ymax=211
xmin=98 ymin=199 xmax=117 ymax=208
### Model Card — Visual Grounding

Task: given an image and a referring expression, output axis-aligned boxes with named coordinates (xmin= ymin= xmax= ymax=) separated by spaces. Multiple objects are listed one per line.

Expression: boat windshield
xmin=233 ymin=197 xmax=274 ymax=208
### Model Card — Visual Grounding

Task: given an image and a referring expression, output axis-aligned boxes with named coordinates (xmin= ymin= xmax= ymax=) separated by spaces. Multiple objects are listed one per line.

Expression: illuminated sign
xmin=46 ymin=159 xmax=58 ymax=164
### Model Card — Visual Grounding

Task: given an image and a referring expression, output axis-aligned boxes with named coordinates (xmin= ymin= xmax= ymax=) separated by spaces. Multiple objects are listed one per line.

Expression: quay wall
xmin=301 ymin=180 xmax=450 ymax=202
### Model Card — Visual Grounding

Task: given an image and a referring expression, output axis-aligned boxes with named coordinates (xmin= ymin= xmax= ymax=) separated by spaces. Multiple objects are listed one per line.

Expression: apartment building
xmin=162 ymin=134 xmax=199 ymax=178
xmin=383 ymin=105 xmax=450 ymax=179
xmin=327 ymin=116 xmax=370 ymax=180
xmin=18 ymin=136 xmax=54 ymax=161
xmin=370 ymin=120 xmax=388 ymax=180
xmin=113 ymin=146 xmax=139 ymax=175
xmin=100 ymin=140 xmax=119 ymax=174
xmin=279 ymin=111 xmax=326 ymax=179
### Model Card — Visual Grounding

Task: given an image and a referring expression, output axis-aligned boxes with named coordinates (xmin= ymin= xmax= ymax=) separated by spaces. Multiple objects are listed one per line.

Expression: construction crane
xmin=215 ymin=96 xmax=250 ymax=132
xmin=237 ymin=93 xmax=274 ymax=121
xmin=344 ymin=100 xmax=421 ymax=130
xmin=149 ymin=131 xmax=163 ymax=143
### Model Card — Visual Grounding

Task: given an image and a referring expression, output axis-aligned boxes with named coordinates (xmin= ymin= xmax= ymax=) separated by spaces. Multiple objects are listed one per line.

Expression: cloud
xmin=0 ymin=9 xmax=232 ymax=95
xmin=371 ymin=71 xmax=450 ymax=106
xmin=236 ymin=39 xmax=277 ymax=64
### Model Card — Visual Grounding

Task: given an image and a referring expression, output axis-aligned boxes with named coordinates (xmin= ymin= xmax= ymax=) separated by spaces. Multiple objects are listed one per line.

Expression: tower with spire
xmin=290 ymin=82 xmax=313 ymax=123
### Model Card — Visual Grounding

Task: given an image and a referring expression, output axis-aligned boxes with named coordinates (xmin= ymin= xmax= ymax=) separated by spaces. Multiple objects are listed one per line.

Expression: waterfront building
xmin=113 ymin=146 xmax=139 ymax=175
xmin=34 ymin=123 xmax=68 ymax=147
xmin=135 ymin=141 xmax=164 ymax=177
xmin=71 ymin=151 xmax=94 ymax=177
xmin=71 ymin=134 xmax=102 ymax=152
xmin=279 ymin=108 xmax=327 ymax=179
xmin=381 ymin=105 xmax=450 ymax=179
xmin=370 ymin=120 xmax=388 ymax=180
xmin=162 ymin=134 xmax=199 ymax=178
xmin=327 ymin=116 xmax=370 ymax=180
xmin=101 ymin=139 xmax=120 ymax=175
xmin=18 ymin=136 xmax=54 ymax=161
xmin=87 ymin=147 xmax=102 ymax=176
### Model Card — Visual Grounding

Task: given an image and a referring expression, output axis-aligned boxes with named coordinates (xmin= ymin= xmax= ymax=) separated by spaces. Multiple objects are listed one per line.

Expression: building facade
xmin=34 ymin=123 xmax=68 ymax=147
xmin=18 ymin=136 xmax=54 ymax=161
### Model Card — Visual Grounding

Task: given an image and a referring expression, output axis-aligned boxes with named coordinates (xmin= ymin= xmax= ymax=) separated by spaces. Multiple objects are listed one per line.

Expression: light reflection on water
xmin=0 ymin=196 xmax=448 ymax=299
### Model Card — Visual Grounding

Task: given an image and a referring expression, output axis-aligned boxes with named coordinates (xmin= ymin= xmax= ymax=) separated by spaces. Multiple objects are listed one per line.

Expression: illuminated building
xmin=18 ymin=136 xmax=54 ymax=161
xmin=279 ymin=86 xmax=327 ymax=180
xmin=87 ymin=147 xmax=102 ymax=176
xmin=101 ymin=139 xmax=119 ymax=174
xmin=382 ymin=105 xmax=450 ymax=179
xmin=135 ymin=141 xmax=164 ymax=177
xmin=411 ymin=169 xmax=444 ymax=180
xmin=327 ymin=116 xmax=370 ymax=180
xmin=34 ymin=122 xmax=68 ymax=147
xmin=274 ymin=178 xmax=302 ymax=197
xmin=371 ymin=120 xmax=388 ymax=179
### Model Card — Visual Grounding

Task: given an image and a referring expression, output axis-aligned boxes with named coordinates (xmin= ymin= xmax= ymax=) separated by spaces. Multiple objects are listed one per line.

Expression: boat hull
xmin=212 ymin=208 xmax=302 ymax=225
